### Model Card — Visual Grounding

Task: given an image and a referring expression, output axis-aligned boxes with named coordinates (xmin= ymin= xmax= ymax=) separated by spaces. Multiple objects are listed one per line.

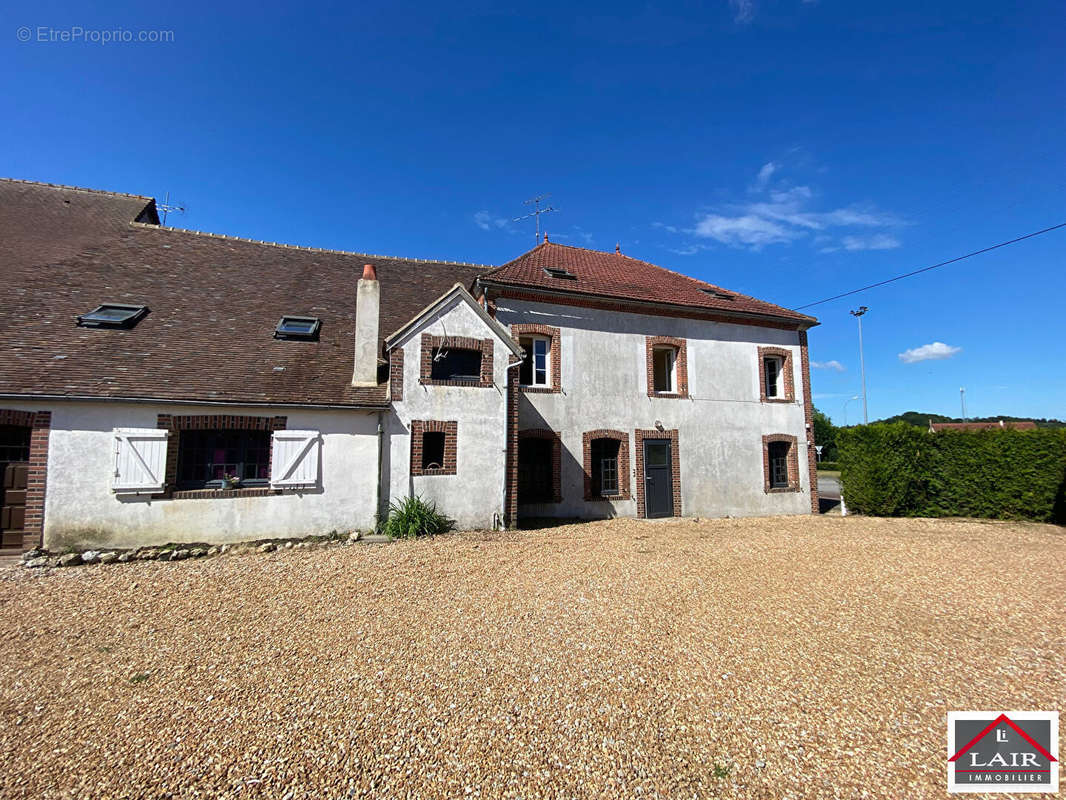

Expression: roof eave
xmin=476 ymin=279 xmax=819 ymax=330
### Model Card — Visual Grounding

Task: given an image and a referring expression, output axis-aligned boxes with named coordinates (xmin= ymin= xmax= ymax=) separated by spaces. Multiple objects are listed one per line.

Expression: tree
xmin=812 ymin=408 xmax=838 ymax=461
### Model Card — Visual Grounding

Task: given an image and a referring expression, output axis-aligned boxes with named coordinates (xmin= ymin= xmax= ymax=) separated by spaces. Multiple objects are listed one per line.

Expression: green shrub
xmin=838 ymin=424 xmax=1066 ymax=522
xmin=382 ymin=495 xmax=456 ymax=539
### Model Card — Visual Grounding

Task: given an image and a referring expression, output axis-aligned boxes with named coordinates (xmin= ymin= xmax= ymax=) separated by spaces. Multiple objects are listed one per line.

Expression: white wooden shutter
xmin=270 ymin=430 xmax=321 ymax=489
xmin=112 ymin=428 xmax=169 ymax=493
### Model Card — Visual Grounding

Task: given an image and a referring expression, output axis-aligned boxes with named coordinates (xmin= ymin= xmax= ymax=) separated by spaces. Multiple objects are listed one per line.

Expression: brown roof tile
xmin=0 ymin=180 xmax=485 ymax=407
xmin=478 ymin=240 xmax=816 ymax=327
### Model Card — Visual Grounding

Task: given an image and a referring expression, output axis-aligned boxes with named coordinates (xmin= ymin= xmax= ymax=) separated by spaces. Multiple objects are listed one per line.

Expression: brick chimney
xmin=352 ymin=263 xmax=380 ymax=386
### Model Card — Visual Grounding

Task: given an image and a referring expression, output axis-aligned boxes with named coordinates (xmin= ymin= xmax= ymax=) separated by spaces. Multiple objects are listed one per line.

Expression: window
xmin=543 ymin=267 xmax=577 ymax=280
xmin=518 ymin=437 xmax=555 ymax=503
xmin=77 ymin=303 xmax=148 ymax=328
xmin=653 ymin=347 xmax=677 ymax=393
xmin=768 ymin=441 xmax=790 ymax=489
xmin=591 ymin=438 xmax=621 ymax=497
xmin=519 ymin=336 xmax=550 ymax=387
xmin=421 ymin=431 xmax=446 ymax=470
xmin=0 ymin=425 xmax=31 ymax=462
xmin=700 ymin=288 xmax=735 ymax=300
xmin=410 ymin=420 xmax=457 ymax=476
xmin=176 ymin=429 xmax=271 ymax=489
xmin=275 ymin=315 xmax=320 ymax=340
xmin=764 ymin=356 xmax=782 ymax=398
xmin=430 ymin=347 xmax=482 ymax=381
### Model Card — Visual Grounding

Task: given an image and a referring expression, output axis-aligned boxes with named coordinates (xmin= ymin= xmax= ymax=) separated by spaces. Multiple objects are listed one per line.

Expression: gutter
xmin=0 ymin=393 xmax=388 ymax=412
xmin=475 ymin=279 xmax=819 ymax=330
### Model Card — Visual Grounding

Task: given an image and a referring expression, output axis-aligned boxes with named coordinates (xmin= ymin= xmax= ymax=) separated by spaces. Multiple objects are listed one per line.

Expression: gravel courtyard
xmin=1 ymin=516 xmax=1062 ymax=799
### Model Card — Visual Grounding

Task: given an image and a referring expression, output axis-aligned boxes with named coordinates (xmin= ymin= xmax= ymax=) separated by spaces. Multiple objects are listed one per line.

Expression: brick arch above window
xmin=582 ymin=429 xmax=631 ymax=501
xmin=511 ymin=323 xmax=561 ymax=393
xmin=758 ymin=346 xmax=795 ymax=403
xmin=517 ymin=428 xmax=562 ymax=503
xmin=645 ymin=336 xmax=689 ymax=398
xmin=762 ymin=433 xmax=801 ymax=493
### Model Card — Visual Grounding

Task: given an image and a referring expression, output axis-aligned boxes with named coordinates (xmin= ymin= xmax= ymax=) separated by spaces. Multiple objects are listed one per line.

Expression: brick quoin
xmin=156 ymin=414 xmax=287 ymax=499
xmin=2 ymin=409 xmax=52 ymax=550
xmin=518 ymin=428 xmax=562 ymax=503
xmin=582 ymin=429 xmax=631 ymax=501
xmin=799 ymin=330 xmax=819 ymax=513
xmin=634 ymin=428 xmax=682 ymax=518
xmin=419 ymin=334 xmax=495 ymax=388
xmin=503 ymin=366 xmax=520 ymax=527
xmin=645 ymin=336 xmax=689 ymax=398
xmin=761 ymin=433 xmax=801 ymax=493
xmin=389 ymin=348 xmax=404 ymax=401
xmin=510 ymin=323 xmax=562 ymax=393
xmin=410 ymin=420 xmax=458 ymax=476
xmin=757 ymin=346 xmax=795 ymax=403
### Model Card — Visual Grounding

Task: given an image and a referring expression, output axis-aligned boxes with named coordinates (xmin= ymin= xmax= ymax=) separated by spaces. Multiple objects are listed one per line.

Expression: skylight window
xmin=77 ymin=303 xmax=148 ymax=328
xmin=274 ymin=315 xmax=321 ymax=340
xmin=701 ymin=289 xmax=735 ymax=300
xmin=543 ymin=267 xmax=577 ymax=280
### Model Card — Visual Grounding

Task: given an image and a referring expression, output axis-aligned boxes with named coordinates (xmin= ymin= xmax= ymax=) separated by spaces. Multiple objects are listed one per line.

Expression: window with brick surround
xmin=758 ymin=346 xmax=795 ymax=403
xmin=645 ymin=336 xmax=688 ymax=398
xmin=410 ymin=420 xmax=458 ymax=476
xmin=177 ymin=429 xmax=272 ymax=489
xmin=420 ymin=334 xmax=494 ymax=387
xmin=583 ymin=430 xmax=631 ymax=501
xmin=762 ymin=434 xmax=800 ymax=493
xmin=511 ymin=324 xmax=561 ymax=393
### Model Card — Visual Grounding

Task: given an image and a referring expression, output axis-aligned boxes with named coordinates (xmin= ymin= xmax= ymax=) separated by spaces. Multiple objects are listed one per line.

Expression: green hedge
xmin=837 ymin=423 xmax=1066 ymax=522
xmin=816 ymin=461 xmax=840 ymax=472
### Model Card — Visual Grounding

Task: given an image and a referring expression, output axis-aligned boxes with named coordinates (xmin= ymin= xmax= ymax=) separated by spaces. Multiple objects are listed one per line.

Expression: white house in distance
xmin=0 ymin=178 xmax=818 ymax=553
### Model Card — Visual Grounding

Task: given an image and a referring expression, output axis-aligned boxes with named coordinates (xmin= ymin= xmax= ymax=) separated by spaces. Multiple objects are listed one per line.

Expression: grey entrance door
xmin=643 ymin=439 xmax=673 ymax=518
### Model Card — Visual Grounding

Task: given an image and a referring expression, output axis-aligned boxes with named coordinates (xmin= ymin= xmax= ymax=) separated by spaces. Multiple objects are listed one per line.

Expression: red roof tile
xmin=478 ymin=240 xmax=816 ymax=327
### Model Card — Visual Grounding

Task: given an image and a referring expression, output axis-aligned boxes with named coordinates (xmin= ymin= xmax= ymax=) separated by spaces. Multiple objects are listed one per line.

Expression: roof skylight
xmin=274 ymin=315 xmax=321 ymax=340
xmin=77 ymin=303 xmax=148 ymax=328
xmin=543 ymin=267 xmax=577 ymax=280
xmin=701 ymin=289 xmax=735 ymax=300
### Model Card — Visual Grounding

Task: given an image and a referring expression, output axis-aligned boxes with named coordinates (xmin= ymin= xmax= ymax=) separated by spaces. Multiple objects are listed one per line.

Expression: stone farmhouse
xmin=0 ymin=179 xmax=819 ymax=552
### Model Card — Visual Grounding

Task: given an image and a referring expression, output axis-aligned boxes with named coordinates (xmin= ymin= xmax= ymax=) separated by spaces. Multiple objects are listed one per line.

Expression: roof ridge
xmin=130 ymin=222 xmax=497 ymax=268
xmin=0 ymin=177 xmax=155 ymax=202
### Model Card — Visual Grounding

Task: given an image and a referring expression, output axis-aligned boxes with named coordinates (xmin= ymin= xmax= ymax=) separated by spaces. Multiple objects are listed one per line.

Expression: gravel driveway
xmin=1 ymin=516 xmax=1063 ymax=799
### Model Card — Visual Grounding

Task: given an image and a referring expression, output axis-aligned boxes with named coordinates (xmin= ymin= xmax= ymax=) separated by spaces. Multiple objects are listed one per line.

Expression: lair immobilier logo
xmin=948 ymin=711 xmax=1059 ymax=793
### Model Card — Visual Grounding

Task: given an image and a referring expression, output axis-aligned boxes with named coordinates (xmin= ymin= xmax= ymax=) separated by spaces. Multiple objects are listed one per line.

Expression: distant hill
xmin=874 ymin=411 xmax=1065 ymax=429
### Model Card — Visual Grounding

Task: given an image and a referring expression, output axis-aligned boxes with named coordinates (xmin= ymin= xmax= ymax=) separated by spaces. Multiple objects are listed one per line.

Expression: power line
xmin=795 ymin=222 xmax=1066 ymax=310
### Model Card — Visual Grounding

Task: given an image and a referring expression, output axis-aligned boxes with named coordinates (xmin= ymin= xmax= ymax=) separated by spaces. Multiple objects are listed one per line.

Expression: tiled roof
xmin=929 ymin=420 xmax=1038 ymax=432
xmin=478 ymin=240 xmax=816 ymax=327
xmin=0 ymin=179 xmax=485 ymax=407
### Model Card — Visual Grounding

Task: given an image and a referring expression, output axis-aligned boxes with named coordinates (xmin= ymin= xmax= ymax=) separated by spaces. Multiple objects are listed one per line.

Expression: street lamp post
xmin=842 ymin=395 xmax=861 ymax=427
xmin=849 ymin=306 xmax=869 ymax=424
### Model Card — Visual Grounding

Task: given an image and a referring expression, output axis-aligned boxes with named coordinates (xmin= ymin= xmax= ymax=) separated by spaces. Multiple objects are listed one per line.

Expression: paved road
xmin=818 ymin=474 xmax=840 ymax=500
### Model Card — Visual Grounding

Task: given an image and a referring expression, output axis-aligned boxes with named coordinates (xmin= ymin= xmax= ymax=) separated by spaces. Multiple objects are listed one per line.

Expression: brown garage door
xmin=1 ymin=425 xmax=32 ymax=550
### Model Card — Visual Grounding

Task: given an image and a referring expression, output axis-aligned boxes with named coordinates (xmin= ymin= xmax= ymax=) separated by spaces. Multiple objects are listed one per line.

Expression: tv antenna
xmin=513 ymin=194 xmax=557 ymax=243
xmin=158 ymin=191 xmax=187 ymax=225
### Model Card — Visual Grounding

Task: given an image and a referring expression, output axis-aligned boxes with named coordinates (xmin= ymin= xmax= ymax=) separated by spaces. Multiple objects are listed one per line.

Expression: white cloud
xmin=730 ymin=0 xmax=755 ymax=23
xmin=473 ymin=211 xmax=511 ymax=231
xmin=811 ymin=360 xmax=846 ymax=372
xmin=677 ymin=162 xmax=905 ymax=252
xmin=898 ymin=342 xmax=961 ymax=364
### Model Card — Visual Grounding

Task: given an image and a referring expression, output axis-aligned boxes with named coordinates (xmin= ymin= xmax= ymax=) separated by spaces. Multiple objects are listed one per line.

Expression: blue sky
xmin=4 ymin=0 xmax=1064 ymax=423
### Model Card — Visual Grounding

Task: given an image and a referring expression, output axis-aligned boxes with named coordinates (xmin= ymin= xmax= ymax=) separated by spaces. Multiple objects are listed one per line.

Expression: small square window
xmin=421 ymin=431 xmax=446 ymax=471
xmin=275 ymin=316 xmax=321 ymax=340
xmin=77 ymin=303 xmax=148 ymax=328
xmin=543 ymin=267 xmax=577 ymax=280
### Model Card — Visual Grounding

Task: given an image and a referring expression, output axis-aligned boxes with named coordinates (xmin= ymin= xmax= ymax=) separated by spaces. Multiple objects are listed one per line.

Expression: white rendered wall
xmin=493 ymin=299 xmax=812 ymax=519
xmin=0 ymin=400 xmax=381 ymax=550
xmin=387 ymin=296 xmax=511 ymax=530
